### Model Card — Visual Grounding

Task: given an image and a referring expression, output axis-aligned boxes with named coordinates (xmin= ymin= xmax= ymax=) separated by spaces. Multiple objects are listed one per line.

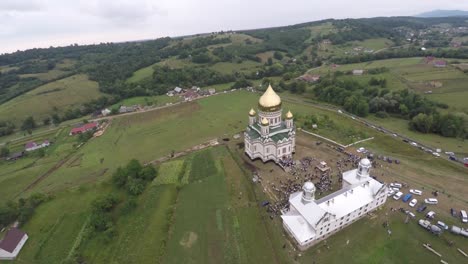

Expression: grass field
xmin=209 ymin=60 xmax=261 ymax=74
xmin=2 ymin=87 xmax=468 ymax=264
xmin=0 ymin=74 xmax=104 ymax=125
xmin=111 ymin=95 xmax=182 ymax=109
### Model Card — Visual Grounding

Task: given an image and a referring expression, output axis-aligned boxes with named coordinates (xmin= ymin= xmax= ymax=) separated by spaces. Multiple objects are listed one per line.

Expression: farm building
xmin=174 ymin=87 xmax=183 ymax=94
xmin=208 ymin=88 xmax=216 ymax=95
xmin=281 ymin=158 xmax=387 ymax=250
xmin=25 ymin=140 xmax=50 ymax=152
xmin=244 ymin=84 xmax=296 ymax=164
xmin=352 ymin=69 xmax=364 ymax=76
xmin=69 ymin=122 xmax=98 ymax=136
xmin=0 ymin=228 xmax=28 ymax=260
xmin=6 ymin=152 xmax=25 ymax=161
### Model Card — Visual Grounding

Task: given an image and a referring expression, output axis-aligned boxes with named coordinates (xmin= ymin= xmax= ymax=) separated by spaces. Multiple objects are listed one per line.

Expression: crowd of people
xmin=262 ymin=145 xmax=374 ymax=217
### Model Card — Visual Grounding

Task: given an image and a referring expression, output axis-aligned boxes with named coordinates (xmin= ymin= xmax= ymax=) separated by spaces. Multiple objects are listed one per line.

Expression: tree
xmin=127 ymin=177 xmax=145 ymax=195
xmin=21 ymin=116 xmax=37 ymax=131
xmin=140 ymin=165 xmax=157 ymax=181
xmin=42 ymin=117 xmax=51 ymax=126
xmin=0 ymin=146 xmax=9 ymax=158
xmin=410 ymin=113 xmax=433 ymax=133
xmin=267 ymin=57 xmax=273 ymax=66
xmin=51 ymin=113 xmax=61 ymax=125
xmin=273 ymin=51 xmax=283 ymax=60
xmin=112 ymin=167 xmax=129 ymax=188
xmin=126 ymin=159 xmax=142 ymax=179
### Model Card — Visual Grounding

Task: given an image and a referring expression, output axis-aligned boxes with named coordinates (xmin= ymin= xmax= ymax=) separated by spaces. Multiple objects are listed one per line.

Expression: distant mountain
xmin=417 ymin=10 xmax=468 ymax=18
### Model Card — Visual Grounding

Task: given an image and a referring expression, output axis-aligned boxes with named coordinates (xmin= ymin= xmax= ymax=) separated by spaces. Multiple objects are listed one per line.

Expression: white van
xmin=461 ymin=210 xmax=468 ymax=223
xmin=390 ymin=183 xmax=403 ymax=188
xmin=424 ymin=198 xmax=438 ymax=205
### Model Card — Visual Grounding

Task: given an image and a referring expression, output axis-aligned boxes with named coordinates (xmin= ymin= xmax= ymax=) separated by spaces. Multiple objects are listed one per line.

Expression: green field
xmin=111 ymin=95 xmax=182 ymax=109
xmin=2 ymin=88 xmax=468 ymax=264
xmin=0 ymin=74 xmax=104 ymax=125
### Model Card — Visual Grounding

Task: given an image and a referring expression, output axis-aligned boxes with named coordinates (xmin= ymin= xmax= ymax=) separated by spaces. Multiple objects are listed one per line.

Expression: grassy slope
xmin=0 ymin=74 xmax=104 ymax=125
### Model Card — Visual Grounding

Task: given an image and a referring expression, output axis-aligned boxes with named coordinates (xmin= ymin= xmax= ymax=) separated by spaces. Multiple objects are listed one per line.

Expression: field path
xmin=145 ymin=139 xmax=219 ymax=165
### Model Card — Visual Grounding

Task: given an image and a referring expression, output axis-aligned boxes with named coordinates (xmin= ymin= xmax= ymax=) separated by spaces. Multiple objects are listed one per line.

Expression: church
xmin=281 ymin=158 xmax=388 ymax=250
xmin=244 ymin=84 xmax=296 ymax=164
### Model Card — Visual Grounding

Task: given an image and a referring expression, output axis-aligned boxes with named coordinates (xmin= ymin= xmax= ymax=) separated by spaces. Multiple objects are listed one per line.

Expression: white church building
xmin=281 ymin=158 xmax=388 ymax=250
xmin=244 ymin=84 xmax=296 ymax=164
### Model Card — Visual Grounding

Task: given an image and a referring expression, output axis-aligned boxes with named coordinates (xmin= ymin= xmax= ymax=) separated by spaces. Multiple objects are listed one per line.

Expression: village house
xmin=183 ymin=90 xmax=199 ymax=101
xmin=352 ymin=69 xmax=364 ymax=76
xmin=6 ymin=152 xmax=25 ymax=161
xmin=0 ymin=228 xmax=28 ymax=260
xmin=433 ymin=60 xmax=447 ymax=68
xmin=119 ymin=105 xmax=138 ymax=114
xmin=208 ymin=88 xmax=216 ymax=95
xmin=25 ymin=140 xmax=50 ymax=152
xmin=297 ymin=74 xmax=321 ymax=83
xmin=174 ymin=87 xmax=183 ymax=94
xmin=69 ymin=122 xmax=98 ymax=136
xmin=101 ymin=108 xmax=111 ymax=116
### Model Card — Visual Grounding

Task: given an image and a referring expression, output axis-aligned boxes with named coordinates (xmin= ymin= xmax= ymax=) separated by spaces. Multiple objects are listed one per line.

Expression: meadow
xmin=0 ymin=74 xmax=104 ymax=125
xmin=1 ymin=88 xmax=467 ymax=264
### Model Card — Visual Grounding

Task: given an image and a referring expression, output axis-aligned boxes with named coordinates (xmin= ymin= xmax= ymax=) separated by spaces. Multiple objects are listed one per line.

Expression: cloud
xmin=0 ymin=0 xmax=43 ymax=12
xmin=83 ymin=0 xmax=165 ymax=23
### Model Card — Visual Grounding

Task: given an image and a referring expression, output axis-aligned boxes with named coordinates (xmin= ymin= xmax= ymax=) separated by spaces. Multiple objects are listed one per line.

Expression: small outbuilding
xmin=352 ymin=69 xmax=364 ymax=76
xmin=0 ymin=228 xmax=28 ymax=260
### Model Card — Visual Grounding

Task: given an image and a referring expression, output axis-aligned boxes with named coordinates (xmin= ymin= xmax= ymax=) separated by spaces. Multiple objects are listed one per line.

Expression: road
xmin=281 ymin=96 xmax=465 ymax=166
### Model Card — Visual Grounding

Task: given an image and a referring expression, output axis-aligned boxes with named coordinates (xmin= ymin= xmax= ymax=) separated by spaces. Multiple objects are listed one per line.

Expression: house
xmin=424 ymin=56 xmax=435 ymax=64
xmin=297 ymin=74 xmax=321 ymax=83
xmin=69 ymin=122 xmax=98 ymax=136
xmin=174 ymin=87 xmax=183 ymax=94
xmin=433 ymin=60 xmax=447 ymax=68
xmin=25 ymin=140 xmax=50 ymax=152
xmin=208 ymin=88 xmax=216 ymax=95
xmin=119 ymin=105 xmax=136 ymax=114
xmin=352 ymin=69 xmax=364 ymax=76
xmin=6 ymin=152 xmax=25 ymax=161
xmin=183 ymin=90 xmax=199 ymax=101
xmin=101 ymin=108 xmax=111 ymax=116
xmin=0 ymin=228 xmax=28 ymax=260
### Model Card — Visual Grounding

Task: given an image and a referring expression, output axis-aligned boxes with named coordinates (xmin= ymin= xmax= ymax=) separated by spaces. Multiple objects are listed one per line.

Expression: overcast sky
xmin=1 ymin=0 xmax=468 ymax=54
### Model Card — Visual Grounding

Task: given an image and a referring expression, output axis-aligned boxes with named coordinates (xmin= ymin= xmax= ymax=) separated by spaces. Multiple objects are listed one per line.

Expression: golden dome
xmin=249 ymin=108 xmax=256 ymax=116
xmin=286 ymin=110 xmax=293 ymax=119
xmin=258 ymin=84 xmax=281 ymax=112
xmin=261 ymin=117 xmax=269 ymax=126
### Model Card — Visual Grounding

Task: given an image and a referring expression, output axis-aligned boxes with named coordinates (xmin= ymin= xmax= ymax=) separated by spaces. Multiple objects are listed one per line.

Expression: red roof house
xmin=433 ymin=60 xmax=447 ymax=68
xmin=0 ymin=228 xmax=28 ymax=260
xmin=69 ymin=122 xmax=98 ymax=136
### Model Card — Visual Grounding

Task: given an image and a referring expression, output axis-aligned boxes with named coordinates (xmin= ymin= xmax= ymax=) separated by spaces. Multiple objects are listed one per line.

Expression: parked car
xmin=410 ymin=142 xmax=418 ymax=147
xmin=393 ymin=192 xmax=403 ymax=200
xmin=261 ymin=201 xmax=270 ymax=207
xmin=402 ymin=194 xmax=412 ymax=202
xmin=436 ymin=221 xmax=449 ymax=230
xmin=407 ymin=211 xmax=416 ymax=218
xmin=451 ymin=208 xmax=457 ymax=217
xmin=409 ymin=189 xmax=422 ymax=195
xmin=424 ymin=198 xmax=438 ymax=205
xmin=449 ymin=156 xmax=457 ymax=161
xmin=426 ymin=211 xmax=436 ymax=219
xmin=461 ymin=210 xmax=468 ymax=223
xmin=409 ymin=199 xmax=417 ymax=207
xmin=387 ymin=189 xmax=396 ymax=197
xmin=417 ymin=205 xmax=427 ymax=213
xmin=403 ymin=139 xmax=409 ymax=143
xmin=390 ymin=183 xmax=403 ymax=188
xmin=391 ymin=187 xmax=400 ymax=192
xmin=432 ymin=152 xmax=441 ymax=157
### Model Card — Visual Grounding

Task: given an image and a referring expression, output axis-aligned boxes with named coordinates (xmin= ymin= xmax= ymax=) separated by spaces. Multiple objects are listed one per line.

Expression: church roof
xmin=258 ymin=85 xmax=281 ymax=111
xmin=286 ymin=110 xmax=293 ymax=119
xmin=246 ymin=122 xmax=292 ymax=142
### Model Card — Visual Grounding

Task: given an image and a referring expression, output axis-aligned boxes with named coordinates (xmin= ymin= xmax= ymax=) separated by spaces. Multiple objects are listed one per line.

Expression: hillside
xmin=1 ymin=16 xmax=468 ymax=141
xmin=417 ymin=10 xmax=468 ymax=18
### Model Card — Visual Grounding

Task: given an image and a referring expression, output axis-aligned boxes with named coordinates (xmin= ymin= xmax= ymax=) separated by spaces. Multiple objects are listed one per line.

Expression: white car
xmin=387 ymin=189 xmax=396 ymax=196
xmin=406 ymin=211 xmax=416 ymax=218
xmin=410 ymin=142 xmax=418 ymax=147
xmin=409 ymin=189 xmax=422 ymax=195
xmin=391 ymin=187 xmax=400 ymax=192
xmin=436 ymin=221 xmax=449 ymax=230
xmin=409 ymin=199 xmax=417 ymax=207
xmin=338 ymin=110 xmax=343 ymax=114
xmin=433 ymin=152 xmax=441 ymax=157
xmin=390 ymin=183 xmax=402 ymax=188
xmin=426 ymin=211 xmax=436 ymax=219
xmin=393 ymin=191 xmax=403 ymax=200
xmin=424 ymin=198 xmax=438 ymax=205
